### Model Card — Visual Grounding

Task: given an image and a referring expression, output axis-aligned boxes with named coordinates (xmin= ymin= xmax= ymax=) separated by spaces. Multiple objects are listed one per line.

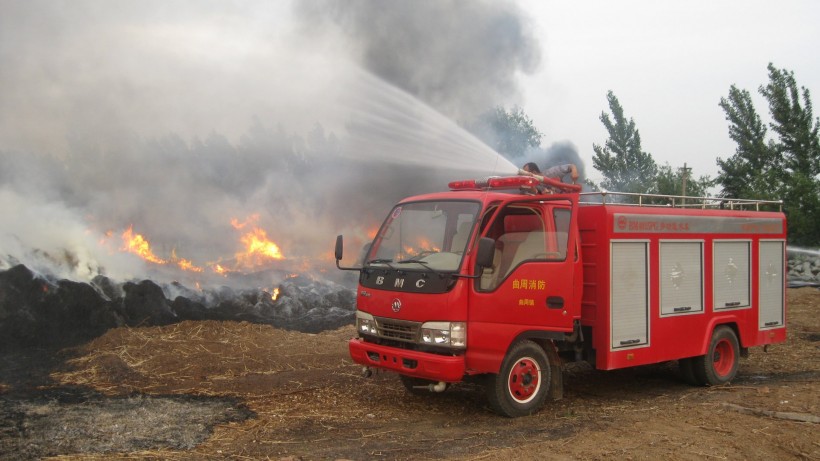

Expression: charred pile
xmin=0 ymin=264 xmax=355 ymax=349
xmin=787 ymin=249 xmax=820 ymax=287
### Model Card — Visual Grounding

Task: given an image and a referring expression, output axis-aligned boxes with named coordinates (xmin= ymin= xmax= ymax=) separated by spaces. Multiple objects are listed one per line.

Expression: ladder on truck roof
xmin=579 ymin=191 xmax=783 ymax=212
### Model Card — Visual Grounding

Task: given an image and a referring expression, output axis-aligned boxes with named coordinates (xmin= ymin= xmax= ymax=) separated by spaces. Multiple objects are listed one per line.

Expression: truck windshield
xmin=366 ymin=200 xmax=480 ymax=272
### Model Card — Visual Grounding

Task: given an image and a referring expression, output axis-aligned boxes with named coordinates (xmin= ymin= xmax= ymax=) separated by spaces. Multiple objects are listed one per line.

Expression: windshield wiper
xmin=366 ymin=258 xmax=397 ymax=269
xmin=397 ymin=259 xmax=444 ymax=277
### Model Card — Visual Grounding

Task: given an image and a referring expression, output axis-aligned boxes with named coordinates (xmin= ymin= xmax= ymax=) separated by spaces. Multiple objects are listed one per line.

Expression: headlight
xmin=356 ymin=310 xmax=377 ymax=335
xmin=420 ymin=321 xmax=467 ymax=348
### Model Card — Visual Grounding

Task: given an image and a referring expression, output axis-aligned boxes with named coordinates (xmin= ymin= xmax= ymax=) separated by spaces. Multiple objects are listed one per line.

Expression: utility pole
xmin=681 ymin=163 xmax=692 ymax=206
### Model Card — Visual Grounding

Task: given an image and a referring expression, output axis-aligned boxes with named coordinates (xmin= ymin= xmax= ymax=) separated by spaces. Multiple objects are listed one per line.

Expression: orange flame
xmin=171 ymin=249 xmax=204 ymax=273
xmin=212 ymin=263 xmax=229 ymax=275
xmin=403 ymin=237 xmax=440 ymax=257
xmin=235 ymin=227 xmax=285 ymax=268
xmin=230 ymin=214 xmax=260 ymax=230
xmin=226 ymin=214 xmax=286 ymax=270
xmin=122 ymin=226 xmax=167 ymax=264
xmin=271 ymin=287 xmax=280 ymax=301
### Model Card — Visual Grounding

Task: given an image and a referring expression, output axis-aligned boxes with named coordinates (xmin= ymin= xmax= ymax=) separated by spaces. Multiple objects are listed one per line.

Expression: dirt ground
xmin=1 ymin=288 xmax=818 ymax=460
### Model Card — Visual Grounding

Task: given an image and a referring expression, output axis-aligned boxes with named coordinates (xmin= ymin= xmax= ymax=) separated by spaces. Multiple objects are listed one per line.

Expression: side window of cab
xmin=479 ymin=205 xmax=546 ymax=291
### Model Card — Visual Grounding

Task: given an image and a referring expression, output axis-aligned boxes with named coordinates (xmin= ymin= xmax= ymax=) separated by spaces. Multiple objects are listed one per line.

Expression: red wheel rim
xmin=507 ymin=357 xmax=541 ymax=403
xmin=712 ymin=338 xmax=735 ymax=377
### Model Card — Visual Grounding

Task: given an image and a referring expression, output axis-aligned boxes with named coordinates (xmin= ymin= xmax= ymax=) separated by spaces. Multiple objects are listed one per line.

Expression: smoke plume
xmin=295 ymin=0 xmax=541 ymax=122
xmin=0 ymin=1 xmax=540 ymax=286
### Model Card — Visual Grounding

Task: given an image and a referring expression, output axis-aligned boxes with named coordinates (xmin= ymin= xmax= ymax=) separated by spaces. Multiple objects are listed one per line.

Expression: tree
xmin=592 ymin=91 xmax=658 ymax=197
xmin=760 ymin=63 xmax=820 ymax=245
xmin=656 ymin=163 xmax=715 ymax=199
xmin=717 ymin=64 xmax=820 ymax=245
xmin=715 ymin=85 xmax=778 ymax=200
xmin=470 ymin=106 xmax=542 ymax=159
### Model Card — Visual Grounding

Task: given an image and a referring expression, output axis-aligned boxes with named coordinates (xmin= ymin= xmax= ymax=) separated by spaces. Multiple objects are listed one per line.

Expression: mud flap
xmin=549 ymin=362 xmax=563 ymax=400
xmin=543 ymin=342 xmax=563 ymax=400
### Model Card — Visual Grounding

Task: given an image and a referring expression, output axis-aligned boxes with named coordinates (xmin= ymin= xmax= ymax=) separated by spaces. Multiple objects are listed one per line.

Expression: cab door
xmin=469 ymin=198 xmax=578 ymax=334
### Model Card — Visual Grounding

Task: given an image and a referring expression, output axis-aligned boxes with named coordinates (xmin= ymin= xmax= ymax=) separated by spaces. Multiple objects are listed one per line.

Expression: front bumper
xmin=348 ymin=338 xmax=466 ymax=382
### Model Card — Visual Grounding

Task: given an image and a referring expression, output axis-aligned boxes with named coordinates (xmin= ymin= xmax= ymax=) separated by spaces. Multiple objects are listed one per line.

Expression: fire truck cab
xmin=336 ymin=175 xmax=787 ymax=417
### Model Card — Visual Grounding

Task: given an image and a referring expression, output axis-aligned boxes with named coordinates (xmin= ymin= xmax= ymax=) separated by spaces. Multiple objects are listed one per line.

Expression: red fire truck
xmin=335 ymin=173 xmax=787 ymax=417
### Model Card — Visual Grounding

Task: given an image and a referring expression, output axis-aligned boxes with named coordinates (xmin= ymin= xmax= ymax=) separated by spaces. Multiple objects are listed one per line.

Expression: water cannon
xmin=516 ymin=166 xmax=582 ymax=193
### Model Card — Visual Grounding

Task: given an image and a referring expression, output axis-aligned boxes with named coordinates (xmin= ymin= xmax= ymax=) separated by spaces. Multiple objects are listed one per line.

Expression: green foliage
xmin=470 ymin=106 xmax=542 ymax=159
xmin=717 ymin=63 xmax=820 ymax=245
xmin=656 ymin=163 xmax=715 ymax=199
xmin=592 ymin=91 xmax=658 ymax=197
xmin=716 ymin=85 xmax=779 ymax=200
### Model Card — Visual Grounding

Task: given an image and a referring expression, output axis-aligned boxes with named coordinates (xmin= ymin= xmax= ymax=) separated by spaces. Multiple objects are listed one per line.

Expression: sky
xmin=518 ymin=0 xmax=820 ymax=183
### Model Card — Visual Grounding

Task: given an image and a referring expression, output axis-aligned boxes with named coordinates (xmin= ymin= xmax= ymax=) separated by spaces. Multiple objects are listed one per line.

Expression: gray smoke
xmin=0 ymin=1 xmax=538 ymax=285
xmin=295 ymin=0 xmax=541 ymax=122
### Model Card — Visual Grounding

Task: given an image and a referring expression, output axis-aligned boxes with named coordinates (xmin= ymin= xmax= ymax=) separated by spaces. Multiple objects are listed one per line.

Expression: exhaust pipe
xmin=413 ymin=381 xmax=448 ymax=392
xmin=362 ymin=366 xmax=373 ymax=378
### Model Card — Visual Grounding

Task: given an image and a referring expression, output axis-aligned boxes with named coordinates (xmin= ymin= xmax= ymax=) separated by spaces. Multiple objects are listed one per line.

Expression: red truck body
xmin=340 ymin=177 xmax=787 ymax=416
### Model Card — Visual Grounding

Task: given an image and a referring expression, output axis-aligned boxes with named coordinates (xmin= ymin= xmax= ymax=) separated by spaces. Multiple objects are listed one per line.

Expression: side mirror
xmin=335 ymin=235 xmax=361 ymax=272
xmin=335 ymin=235 xmax=344 ymax=261
xmin=476 ymin=237 xmax=495 ymax=268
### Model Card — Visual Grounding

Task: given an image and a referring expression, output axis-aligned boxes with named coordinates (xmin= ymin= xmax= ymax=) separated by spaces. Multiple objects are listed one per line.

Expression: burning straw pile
xmin=0 ymin=264 xmax=355 ymax=350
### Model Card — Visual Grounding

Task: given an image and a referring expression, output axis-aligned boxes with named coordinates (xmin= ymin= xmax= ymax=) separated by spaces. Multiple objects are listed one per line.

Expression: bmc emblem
xmin=391 ymin=298 xmax=402 ymax=313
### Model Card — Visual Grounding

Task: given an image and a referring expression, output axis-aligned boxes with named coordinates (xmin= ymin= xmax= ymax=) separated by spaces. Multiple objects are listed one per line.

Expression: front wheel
xmin=692 ymin=326 xmax=740 ymax=386
xmin=486 ymin=340 xmax=551 ymax=417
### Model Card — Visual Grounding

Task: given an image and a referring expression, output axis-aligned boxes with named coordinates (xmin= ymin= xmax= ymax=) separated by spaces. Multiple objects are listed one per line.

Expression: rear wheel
xmin=486 ymin=340 xmax=551 ymax=417
xmin=692 ymin=326 xmax=740 ymax=386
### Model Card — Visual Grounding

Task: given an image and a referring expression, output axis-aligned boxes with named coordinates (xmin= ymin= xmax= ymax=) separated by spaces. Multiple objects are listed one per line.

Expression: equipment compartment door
xmin=610 ymin=241 xmax=649 ymax=349
xmin=758 ymin=240 xmax=785 ymax=329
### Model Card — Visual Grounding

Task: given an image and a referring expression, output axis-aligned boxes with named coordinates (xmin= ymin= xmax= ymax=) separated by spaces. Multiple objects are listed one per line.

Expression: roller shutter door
xmin=759 ymin=240 xmax=785 ymax=328
xmin=713 ymin=241 xmax=750 ymax=310
xmin=611 ymin=241 xmax=649 ymax=349
xmin=659 ymin=241 xmax=703 ymax=315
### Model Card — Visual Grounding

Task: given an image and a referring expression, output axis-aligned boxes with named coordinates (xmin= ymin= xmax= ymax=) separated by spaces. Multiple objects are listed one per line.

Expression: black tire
xmin=691 ymin=326 xmax=740 ymax=386
xmin=678 ymin=357 xmax=702 ymax=386
xmin=486 ymin=340 xmax=551 ymax=417
xmin=399 ymin=375 xmax=439 ymax=395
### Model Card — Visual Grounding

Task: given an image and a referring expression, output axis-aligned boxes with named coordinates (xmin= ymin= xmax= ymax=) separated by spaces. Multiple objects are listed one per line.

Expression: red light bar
xmin=448 ymin=179 xmax=478 ymax=190
xmin=449 ymin=175 xmax=582 ymax=193
xmin=487 ymin=176 xmax=539 ymax=189
xmin=449 ymin=176 xmax=539 ymax=191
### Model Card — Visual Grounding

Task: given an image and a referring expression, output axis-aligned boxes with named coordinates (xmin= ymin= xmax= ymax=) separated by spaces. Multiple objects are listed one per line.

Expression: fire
xmin=120 ymin=227 xmax=206 ymax=272
xmin=271 ymin=287 xmax=280 ymax=301
xmin=403 ymin=238 xmax=441 ymax=257
xmin=171 ymin=249 xmax=204 ymax=273
xmin=229 ymin=214 xmax=286 ymax=269
xmin=116 ymin=214 xmax=286 ymax=275
xmin=122 ymin=226 xmax=167 ymax=264
xmin=212 ymin=263 xmax=229 ymax=275
xmin=230 ymin=214 xmax=259 ymax=230
xmin=236 ymin=227 xmax=285 ymax=267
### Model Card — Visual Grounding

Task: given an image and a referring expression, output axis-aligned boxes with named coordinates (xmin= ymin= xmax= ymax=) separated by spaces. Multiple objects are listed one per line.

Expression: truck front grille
xmin=374 ymin=317 xmax=420 ymax=342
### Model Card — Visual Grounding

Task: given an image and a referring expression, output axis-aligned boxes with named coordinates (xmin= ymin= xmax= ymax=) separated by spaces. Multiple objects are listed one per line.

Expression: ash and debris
xmin=0 ymin=386 xmax=252 ymax=460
